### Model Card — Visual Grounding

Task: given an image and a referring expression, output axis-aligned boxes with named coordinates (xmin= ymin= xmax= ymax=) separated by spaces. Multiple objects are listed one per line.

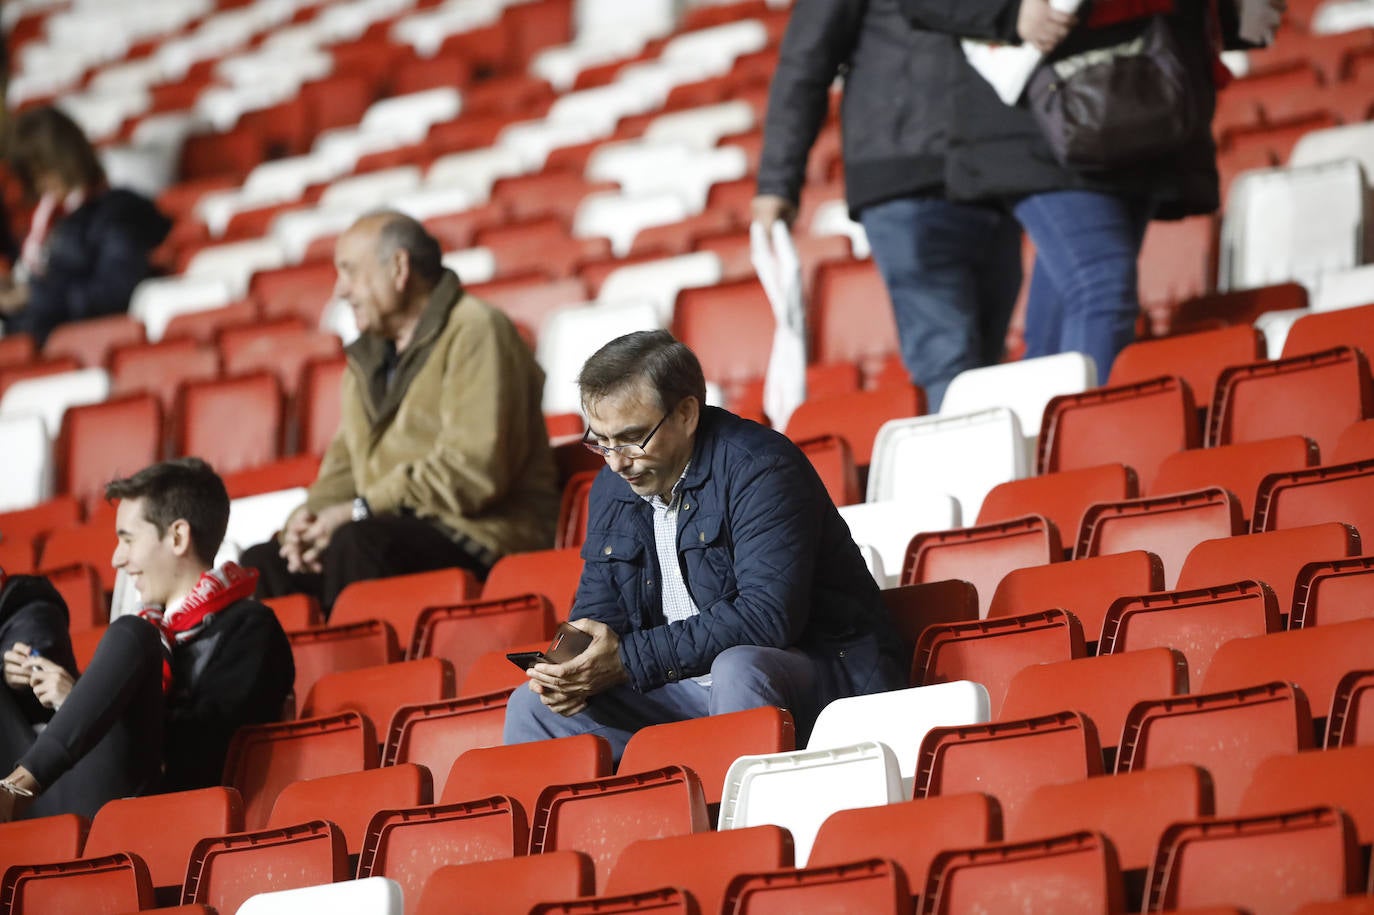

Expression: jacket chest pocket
xmin=581 ymin=533 xmax=648 ymax=602
xmin=678 ymin=512 xmax=735 ymax=595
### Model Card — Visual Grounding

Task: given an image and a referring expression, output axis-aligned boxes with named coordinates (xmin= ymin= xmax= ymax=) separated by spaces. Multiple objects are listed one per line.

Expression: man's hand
xmin=751 ymin=195 xmax=798 ymax=229
xmin=27 ymin=656 xmax=73 ymax=710
xmin=1018 ymin=0 xmax=1076 ymax=53
xmin=3 ymin=643 xmax=33 ymax=690
xmin=278 ymin=503 xmax=317 ymax=573
xmin=526 ymin=619 xmax=629 ymax=717
xmin=298 ymin=502 xmax=355 ymax=571
xmin=0 ymin=282 xmax=29 ymax=316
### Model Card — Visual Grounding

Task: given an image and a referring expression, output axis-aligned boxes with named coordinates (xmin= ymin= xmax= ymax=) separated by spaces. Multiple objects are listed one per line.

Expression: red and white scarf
xmin=18 ymin=188 xmax=84 ymax=280
xmin=135 ymin=562 xmax=258 ymax=694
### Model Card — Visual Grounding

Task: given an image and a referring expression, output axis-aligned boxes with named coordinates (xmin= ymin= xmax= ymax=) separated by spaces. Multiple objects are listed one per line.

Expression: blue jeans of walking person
xmin=1014 ymin=190 xmax=1155 ymax=381
xmin=860 ymin=196 xmax=1023 ymax=411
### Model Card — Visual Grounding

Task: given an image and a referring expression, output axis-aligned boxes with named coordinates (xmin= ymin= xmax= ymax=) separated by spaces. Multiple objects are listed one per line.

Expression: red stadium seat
xmin=903 ymin=515 xmax=1064 ymax=618
xmin=357 ymin=795 xmax=529 ymax=909
xmin=528 ymin=766 xmax=710 ymax=890
xmin=328 ymin=567 xmax=481 ymax=651
xmin=441 ymin=734 xmax=611 ymax=817
xmin=921 ymin=831 xmax=1123 ymax=915
xmin=1291 ymin=554 xmax=1374 ymax=628
xmin=1099 ymin=579 xmax=1282 ymax=687
xmin=1039 ymin=376 xmax=1200 ymax=492
xmin=1152 ymin=435 xmax=1318 ymax=523
xmin=1 ymin=852 xmax=154 ymax=915
xmin=912 ymin=609 xmax=1087 ymax=716
xmin=84 ymin=787 xmax=242 ymax=899
xmin=978 ymin=464 xmax=1138 ymax=553
xmin=44 ymin=314 xmax=146 ymax=369
xmin=1117 ymin=682 xmax=1313 ymax=815
xmin=1144 ymin=807 xmax=1359 ymax=915
xmin=1207 ymin=346 xmax=1374 ymax=458
xmin=382 ymin=691 xmax=512 ymax=801
xmin=175 ymin=372 xmax=284 ymax=476
xmin=181 ymin=820 xmax=348 ymax=915
xmin=988 ymin=550 xmax=1164 ymax=647
xmin=55 ymin=394 xmax=162 ymax=514
xmin=1075 ymin=487 xmax=1245 ymax=588
xmin=221 ymin=711 xmax=378 ymax=831
xmin=267 ymin=763 xmax=431 ymax=857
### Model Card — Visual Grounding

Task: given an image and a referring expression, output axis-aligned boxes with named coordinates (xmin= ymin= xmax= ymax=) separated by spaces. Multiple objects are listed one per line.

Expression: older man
xmin=243 ymin=211 xmax=558 ymax=613
xmin=503 ymin=330 xmax=904 ymax=758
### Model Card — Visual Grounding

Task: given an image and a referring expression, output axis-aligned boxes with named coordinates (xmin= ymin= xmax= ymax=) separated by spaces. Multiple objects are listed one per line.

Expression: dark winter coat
xmin=900 ymin=0 xmax=1227 ymax=219
xmin=756 ymin=0 xmax=969 ymax=215
xmin=573 ymin=406 xmax=905 ymax=701
xmin=9 ymin=187 xmax=170 ymax=345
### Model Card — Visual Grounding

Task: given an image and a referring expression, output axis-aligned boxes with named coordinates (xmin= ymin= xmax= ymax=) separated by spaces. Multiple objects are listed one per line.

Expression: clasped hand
xmin=278 ymin=502 xmax=353 ymax=574
xmin=525 ymin=619 xmax=628 ymax=716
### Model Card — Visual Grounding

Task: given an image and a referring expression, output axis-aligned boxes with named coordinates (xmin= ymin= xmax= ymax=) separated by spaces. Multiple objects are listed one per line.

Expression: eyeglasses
xmin=582 ymin=412 xmax=670 ymax=460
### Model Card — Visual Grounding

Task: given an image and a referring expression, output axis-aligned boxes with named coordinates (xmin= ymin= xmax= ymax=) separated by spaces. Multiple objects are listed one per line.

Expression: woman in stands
xmin=901 ymin=0 xmax=1263 ymax=380
xmin=0 ymin=105 xmax=170 ymax=346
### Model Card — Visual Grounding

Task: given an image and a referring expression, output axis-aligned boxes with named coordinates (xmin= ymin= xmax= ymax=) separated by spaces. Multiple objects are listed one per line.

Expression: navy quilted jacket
xmin=573 ymin=406 xmax=905 ymax=700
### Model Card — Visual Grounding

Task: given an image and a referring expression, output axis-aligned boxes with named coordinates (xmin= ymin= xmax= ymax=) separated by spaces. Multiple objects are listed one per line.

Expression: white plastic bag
xmin=750 ymin=219 xmax=807 ymax=431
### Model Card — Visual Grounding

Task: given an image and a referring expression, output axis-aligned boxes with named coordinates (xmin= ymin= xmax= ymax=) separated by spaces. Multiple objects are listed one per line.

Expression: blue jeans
xmin=502 ymin=645 xmax=818 ymax=763
xmin=1013 ymin=190 xmax=1154 ymax=381
xmin=859 ymin=196 xmax=1023 ymax=411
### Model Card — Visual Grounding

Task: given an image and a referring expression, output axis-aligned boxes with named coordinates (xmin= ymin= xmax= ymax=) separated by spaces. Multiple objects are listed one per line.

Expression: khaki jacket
xmin=306 ymin=270 xmax=558 ymax=558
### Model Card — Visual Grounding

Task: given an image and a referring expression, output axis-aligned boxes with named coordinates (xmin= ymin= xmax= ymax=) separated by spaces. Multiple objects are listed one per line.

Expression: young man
xmin=242 ymin=211 xmax=558 ymax=614
xmin=503 ymin=331 xmax=904 ymax=758
xmin=0 ymin=458 xmax=293 ymax=820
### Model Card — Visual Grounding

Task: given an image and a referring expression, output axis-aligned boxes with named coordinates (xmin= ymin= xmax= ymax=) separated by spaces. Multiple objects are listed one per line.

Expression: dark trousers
xmin=0 ymin=616 xmax=165 ymax=819
xmin=241 ymin=515 xmax=491 ymax=617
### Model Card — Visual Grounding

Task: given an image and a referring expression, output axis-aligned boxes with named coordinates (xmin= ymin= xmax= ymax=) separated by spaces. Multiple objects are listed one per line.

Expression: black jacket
xmin=162 ymin=598 xmax=294 ymax=791
xmin=8 ymin=187 xmax=170 ymax=345
xmin=575 ymin=407 xmax=905 ymax=702
xmin=757 ymin=0 xmax=967 ymax=215
xmin=900 ymin=0 xmax=1225 ymax=219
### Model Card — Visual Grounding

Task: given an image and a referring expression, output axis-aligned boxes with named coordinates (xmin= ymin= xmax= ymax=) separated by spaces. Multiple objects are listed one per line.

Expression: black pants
xmin=241 ymin=515 xmax=491 ymax=618
xmin=0 ymin=616 xmax=165 ymax=819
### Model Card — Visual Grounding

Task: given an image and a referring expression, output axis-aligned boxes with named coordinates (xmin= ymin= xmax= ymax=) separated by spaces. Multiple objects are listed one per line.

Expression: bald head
xmin=350 ymin=210 xmax=444 ymax=288
xmin=334 ymin=211 xmax=444 ymax=344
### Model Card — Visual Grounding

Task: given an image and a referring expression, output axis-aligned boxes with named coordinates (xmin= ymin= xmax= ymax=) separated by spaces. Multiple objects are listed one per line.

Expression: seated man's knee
xmin=709 ymin=645 xmax=771 ymax=685
xmin=709 ymin=645 xmax=805 ymax=711
xmin=321 ymin=518 xmax=397 ymax=570
xmin=104 ymin=615 xmax=165 ymax=669
xmin=238 ymin=540 xmax=281 ymax=569
xmin=502 ymin=684 xmax=562 ymax=744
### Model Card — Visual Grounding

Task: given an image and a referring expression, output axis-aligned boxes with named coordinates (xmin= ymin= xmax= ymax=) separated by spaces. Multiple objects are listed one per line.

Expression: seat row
xmin=3 ymin=698 xmax=1371 ymax=914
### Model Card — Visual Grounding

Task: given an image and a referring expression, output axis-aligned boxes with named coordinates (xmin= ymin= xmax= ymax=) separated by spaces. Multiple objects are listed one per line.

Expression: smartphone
xmin=507 ymin=622 xmax=594 ymax=671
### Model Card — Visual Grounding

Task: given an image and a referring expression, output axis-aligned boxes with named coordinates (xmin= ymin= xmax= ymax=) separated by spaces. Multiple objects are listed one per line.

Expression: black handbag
xmin=1026 ymin=16 xmax=1196 ymax=171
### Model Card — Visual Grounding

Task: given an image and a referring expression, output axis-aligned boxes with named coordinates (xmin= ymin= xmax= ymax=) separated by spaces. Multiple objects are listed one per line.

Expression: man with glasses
xmin=241 ymin=211 xmax=558 ymax=615
xmin=503 ymin=330 xmax=904 ymax=757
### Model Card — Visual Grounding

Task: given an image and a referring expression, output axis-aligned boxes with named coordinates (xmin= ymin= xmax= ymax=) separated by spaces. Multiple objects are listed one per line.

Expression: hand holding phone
xmin=507 ymin=622 xmax=593 ymax=671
